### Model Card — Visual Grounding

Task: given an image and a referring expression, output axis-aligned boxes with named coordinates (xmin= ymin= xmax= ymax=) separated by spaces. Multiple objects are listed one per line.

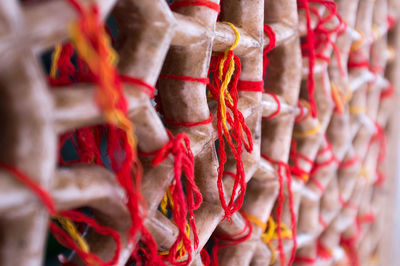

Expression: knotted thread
xmin=298 ymin=0 xmax=346 ymax=117
xmin=208 ymin=22 xmax=252 ymax=220
xmin=140 ymin=131 xmax=202 ymax=265
xmin=65 ymin=0 xmax=163 ymax=263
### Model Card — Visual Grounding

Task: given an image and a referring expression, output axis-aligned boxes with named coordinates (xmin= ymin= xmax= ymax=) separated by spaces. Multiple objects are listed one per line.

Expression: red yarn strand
xmin=140 ymin=131 xmax=202 ymax=265
xmin=261 ymin=154 xmax=297 ymax=266
xmin=169 ymin=0 xmax=220 ymax=13
xmin=237 ymin=80 xmax=264 ymax=92
xmin=120 ymin=74 xmax=156 ymax=98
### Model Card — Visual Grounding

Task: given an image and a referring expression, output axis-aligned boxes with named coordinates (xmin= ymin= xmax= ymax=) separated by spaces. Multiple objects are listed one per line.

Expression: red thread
xmin=169 ymin=0 xmax=220 ymax=13
xmin=310 ymin=178 xmax=325 ymax=193
xmin=338 ymin=194 xmax=346 ymax=207
xmin=263 ymin=24 xmax=276 ymax=77
xmin=0 ymin=163 xmax=121 ymax=265
xmin=0 ymin=162 xmax=56 ymax=215
xmin=340 ymin=226 xmax=360 ymax=266
xmin=318 ymin=216 xmax=327 ymax=229
xmin=295 ymin=101 xmax=310 ymax=123
xmin=200 ymin=248 xmax=210 ymax=266
xmin=261 ymin=154 xmax=297 ymax=266
xmin=357 ymin=213 xmax=375 ymax=224
xmin=294 ymin=256 xmax=316 ymax=264
xmin=64 ymin=1 xmax=159 ymax=262
xmin=317 ymin=241 xmax=332 ymax=260
xmin=374 ymin=170 xmax=386 ymax=187
xmin=346 ymin=201 xmax=358 ymax=210
xmin=339 ymin=155 xmax=359 ymax=169
xmin=263 ymin=93 xmax=281 ymax=120
xmin=310 ymin=140 xmax=338 ymax=175
xmin=211 ymin=212 xmax=253 ymax=266
xmin=159 ymin=74 xmax=209 ymax=85
xmin=298 ymin=0 xmax=346 ymax=117
xmin=158 ymin=74 xmax=212 ymax=127
xmin=140 ymin=131 xmax=202 ymax=265
xmin=381 ymin=84 xmax=395 ymax=99
xmin=237 ymin=80 xmax=264 ymax=92
xmin=388 ymin=15 xmax=396 ymax=30
xmin=298 ymin=0 xmax=317 ymax=118
xmin=164 ymin=114 xmax=213 ymax=127
xmin=208 ymin=51 xmax=252 ymax=220
xmin=289 ymin=140 xmax=313 ymax=182
xmin=120 ymin=74 xmax=156 ymax=98
xmin=347 ymin=60 xmax=370 ymax=69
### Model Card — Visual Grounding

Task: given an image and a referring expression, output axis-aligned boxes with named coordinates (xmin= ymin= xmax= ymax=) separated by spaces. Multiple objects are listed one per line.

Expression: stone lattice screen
xmin=0 ymin=0 xmax=399 ymax=265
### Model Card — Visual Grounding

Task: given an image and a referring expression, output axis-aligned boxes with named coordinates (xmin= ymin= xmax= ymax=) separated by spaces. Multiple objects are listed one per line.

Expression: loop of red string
xmin=310 ymin=142 xmax=338 ymax=175
xmin=159 ymin=74 xmax=209 ymax=85
xmin=208 ymin=51 xmax=252 ymax=220
xmin=169 ymin=0 xmax=220 ymax=13
xmin=157 ymin=74 xmax=212 ymax=127
xmin=120 ymin=74 xmax=156 ymax=98
xmin=289 ymin=140 xmax=313 ymax=182
xmin=0 ymin=162 xmax=121 ymax=266
xmin=263 ymin=92 xmax=281 ymax=120
xmin=295 ymin=101 xmax=310 ymax=123
xmin=164 ymin=114 xmax=213 ymax=127
xmin=261 ymin=154 xmax=297 ymax=266
xmin=211 ymin=212 xmax=253 ymax=266
xmin=237 ymin=80 xmax=264 ymax=92
xmin=294 ymin=256 xmax=317 ymax=264
xmin=263 ymin=24 xmax=276 ymax=78
xmin=140 ymin=131 xmax=202 ymax=265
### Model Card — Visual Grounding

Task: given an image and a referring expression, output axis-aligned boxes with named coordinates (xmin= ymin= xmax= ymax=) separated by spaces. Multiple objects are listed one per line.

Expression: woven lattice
xmin=0 ymin=0 xmax=399 ymax=265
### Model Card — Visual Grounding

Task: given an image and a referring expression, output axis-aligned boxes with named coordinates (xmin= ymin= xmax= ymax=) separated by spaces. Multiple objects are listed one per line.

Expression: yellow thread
xmin=371 ymin=24 xmax=382 ymax=40
xmin=292 ymin=122 xmax=322 ymax=138
xmin=160 ymin=193 xmax=168 ymax=216
xmin=218 ymin=22 xmax=240 ymax=135
xmin=246 ymin=213 xmax=267 ymax=231
xmin=159 ymin=224 xmax=191 ymax=258
xmin=56 ymin=216 xmax=90 ymax=253
xmin=349 ymin=105 xmax=366 ymax=114
xmin=359 ymin=165 xmax=369 ymax=181
xmin=260 ymin=217 xmax=292 ymax=265
xmin=346 ymin=86 xmax=353 ymax=102
xmin=68 ymin=11 xmax=136 ymax=149
xmin=351 ymin=28 xmax=365 ymax=52
xmin=370 ymin=253 xmax=379 ymax=265
xmin=261 ymin=218 xmax=293 ymax=242
xmin=331 ymin=82 xmax=345 ymax=113
xmin=266 ymin=241 xmax=277 ymax=265
xmin=50 ymin=44 xmax=62 ymax=79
